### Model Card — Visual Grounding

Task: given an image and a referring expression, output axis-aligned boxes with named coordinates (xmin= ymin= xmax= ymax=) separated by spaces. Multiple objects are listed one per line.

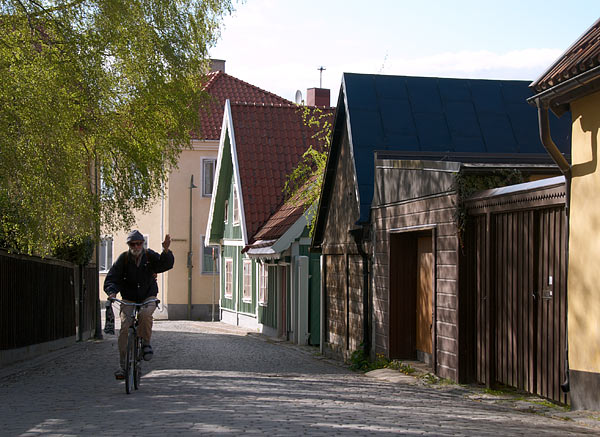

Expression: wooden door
xmin=416 ymin=236 xmax=433 ymax=355
xmin=389 ymin=233 xmax=417 ymax=359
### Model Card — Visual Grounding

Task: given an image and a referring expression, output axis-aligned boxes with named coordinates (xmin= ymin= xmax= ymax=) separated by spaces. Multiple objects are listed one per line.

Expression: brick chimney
xmin=210 ymin=59 xmax=226 ymax=73
xmin=307 ymin=88 xmax=330 ymax=107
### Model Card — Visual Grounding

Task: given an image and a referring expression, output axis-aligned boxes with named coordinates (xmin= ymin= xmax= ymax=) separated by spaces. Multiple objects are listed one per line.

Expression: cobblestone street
xmin=0 ymin=320 xmax=597 ymax=436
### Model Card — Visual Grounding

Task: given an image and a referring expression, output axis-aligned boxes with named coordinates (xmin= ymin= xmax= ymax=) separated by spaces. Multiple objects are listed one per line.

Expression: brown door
xmin=416 ymin=236 xmax=433 ymax=355
xmin=389 ymin=233 xmax=417 ymax=359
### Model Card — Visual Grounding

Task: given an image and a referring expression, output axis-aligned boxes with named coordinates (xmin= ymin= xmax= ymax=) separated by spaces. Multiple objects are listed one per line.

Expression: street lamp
xmin=187 ymin=174 xmax=197 ymax=320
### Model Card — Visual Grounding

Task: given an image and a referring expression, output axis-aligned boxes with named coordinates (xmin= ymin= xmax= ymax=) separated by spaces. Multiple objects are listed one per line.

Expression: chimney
xmin=307 ymin=88 xmax=330 ymax=107
xmin=210 ymin=59 xmax=226 ymax=73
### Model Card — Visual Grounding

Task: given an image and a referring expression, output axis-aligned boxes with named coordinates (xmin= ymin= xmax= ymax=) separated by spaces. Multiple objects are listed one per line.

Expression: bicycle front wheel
xmin=134 ymin=336 xmax=142 ymax=390
xmin=125 ymin=328 xmax=135 ymax=394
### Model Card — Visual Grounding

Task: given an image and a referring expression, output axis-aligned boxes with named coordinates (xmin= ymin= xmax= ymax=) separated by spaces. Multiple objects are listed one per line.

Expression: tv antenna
xmin=318 ymin=66 xmax=326 ymax=88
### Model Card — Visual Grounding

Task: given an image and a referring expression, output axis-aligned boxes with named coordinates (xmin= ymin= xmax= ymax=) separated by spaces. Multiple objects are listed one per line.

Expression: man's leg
xmin=138 ymin=300 xmax=157 ymax=360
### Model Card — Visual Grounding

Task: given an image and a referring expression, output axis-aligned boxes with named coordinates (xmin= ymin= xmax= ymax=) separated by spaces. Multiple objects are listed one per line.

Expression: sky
xmin=210 ymin=0 xmax=600 ymax=105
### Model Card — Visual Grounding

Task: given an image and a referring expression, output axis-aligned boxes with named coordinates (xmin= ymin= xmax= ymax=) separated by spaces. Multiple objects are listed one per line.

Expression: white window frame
xmin=202 ymin=158 xmax=217 ymax=197
xmin=258 ymin=263 xmax=268 ymax=305
xmin=242 ymin=259 xmax=252 ymax=302
xmin=201 ymin=236 xmax=219 ymax=274
xmin=224 ymin=258 xmax=233 ymax=298
xmin=232 ymin=183 xmax=240 ymax=225
xmin=99 ymin=236 xmax=113 ymax=273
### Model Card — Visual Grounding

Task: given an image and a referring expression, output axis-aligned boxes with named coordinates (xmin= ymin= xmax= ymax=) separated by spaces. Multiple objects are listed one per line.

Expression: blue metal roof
xmin=342 ymin=73 xmax=572 ymax=222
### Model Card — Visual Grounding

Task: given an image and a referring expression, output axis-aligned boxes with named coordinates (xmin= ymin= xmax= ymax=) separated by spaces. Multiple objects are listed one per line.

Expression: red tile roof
xmin=230 ymin=103 xmax=334 ymax=243
xmin=531 ymin=18 xmax=600 ymax=93
xmin=196 ymin=71 xmax=292 ymax=140
xmin=249 ymin=176 xmax=316 ymax=245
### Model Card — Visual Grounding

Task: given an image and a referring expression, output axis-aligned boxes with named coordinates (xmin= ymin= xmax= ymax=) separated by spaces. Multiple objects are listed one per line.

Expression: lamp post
xmin=187 ymin=174 xmax=197 ymax=320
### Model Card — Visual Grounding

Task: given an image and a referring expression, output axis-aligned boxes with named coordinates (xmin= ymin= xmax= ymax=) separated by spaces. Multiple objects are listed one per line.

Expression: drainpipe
xmin=535 ymin=100 xmax=572 ymax=393
xmin=188 ymin=175 xmax=197 ymax=320
xmin=350 ymin=226 xmax=371 ymax=357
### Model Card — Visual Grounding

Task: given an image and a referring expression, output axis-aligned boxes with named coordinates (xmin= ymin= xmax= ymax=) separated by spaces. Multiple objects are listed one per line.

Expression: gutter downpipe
xmin=536 ymin=100 xmax=572 ymax=394
xmin=350 ymin=226 xmax=371 ymax=357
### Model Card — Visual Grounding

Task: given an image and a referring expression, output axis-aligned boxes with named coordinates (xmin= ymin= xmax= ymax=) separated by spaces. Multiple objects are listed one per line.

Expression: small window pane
xmin=225 ymin=258 xmax=233 ymax=298
xmin=203 ymin=159 xmax=216 ymax=197
xmin=202 ymin=237 xmax=219 ymax=273
xmin=243 ymin=260 xmax=252 ymax=301
xmin=100 ymin=237 xmax=113 ymax=272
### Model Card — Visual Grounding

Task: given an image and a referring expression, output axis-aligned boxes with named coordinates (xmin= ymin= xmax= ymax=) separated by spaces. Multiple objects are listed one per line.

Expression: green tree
xmin=284 ymin=106 xmax=333 ymax=236
xmin=0 ymin=0 xmax=232 ymax=256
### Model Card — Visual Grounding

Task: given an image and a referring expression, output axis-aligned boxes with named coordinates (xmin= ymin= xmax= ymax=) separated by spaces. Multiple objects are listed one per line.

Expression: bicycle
xmin=108 ymin=297 xmax=160 ymax=394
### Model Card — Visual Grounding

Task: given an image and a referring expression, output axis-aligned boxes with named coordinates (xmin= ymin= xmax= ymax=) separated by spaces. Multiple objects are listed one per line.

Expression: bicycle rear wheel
xmin=134 ymin=336 xmax=142 ymax=390
xmin=125 ymin=328 xmax=135 ymax=394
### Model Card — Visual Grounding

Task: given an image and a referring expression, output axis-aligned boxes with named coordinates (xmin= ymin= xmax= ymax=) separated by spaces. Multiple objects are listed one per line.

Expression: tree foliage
xmin=0 ymin=0 xmax=232 ymax=256
xmin=284 ymin=106 xmax=333 ymax=236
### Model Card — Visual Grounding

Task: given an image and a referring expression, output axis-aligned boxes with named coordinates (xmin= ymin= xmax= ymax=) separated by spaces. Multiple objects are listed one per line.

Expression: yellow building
xmin=99 ymin=61 xmax=292 ymax=320
xmin=529 ymin=18 xmax=600 ymax=410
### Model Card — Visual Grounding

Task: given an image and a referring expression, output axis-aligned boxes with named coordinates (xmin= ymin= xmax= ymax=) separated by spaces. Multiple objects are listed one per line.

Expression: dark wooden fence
xmin=0 ymin=250 xmax=99 ymax=353
xmin=465 ymin=179 xmax=568 ymax=403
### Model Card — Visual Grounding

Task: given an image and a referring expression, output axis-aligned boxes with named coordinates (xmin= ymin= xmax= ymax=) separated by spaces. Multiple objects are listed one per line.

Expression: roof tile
xmin=195 ymin=71 xmax=291 ymax=140
xmin=230 ymin=103 xmax=334 ymax=243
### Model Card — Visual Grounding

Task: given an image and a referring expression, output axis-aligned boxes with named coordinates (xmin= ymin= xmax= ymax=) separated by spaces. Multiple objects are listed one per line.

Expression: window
xmin=202 ymin=159 xmax=216 ymax=197
xmin=243 ymin=259 xmax=252 ymax=301
xmin=202 ymin=237 xmax=219 ymax=274
xmin=224 ymin=258 xmax=233 ymax=298
xmin=224 ymin=199 xmax=229 ymax=223
xmin=232 ymin=183 xmax=240 ymax=224
xmin=258 ymin=263 xmax=268 ymax=305
xmin=99 ymin=236 xmax=113 ymax=272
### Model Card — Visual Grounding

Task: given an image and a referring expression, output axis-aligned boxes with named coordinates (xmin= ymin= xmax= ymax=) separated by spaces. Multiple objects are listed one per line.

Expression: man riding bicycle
xmin=104 ymin=230 xmax=174 ymax=379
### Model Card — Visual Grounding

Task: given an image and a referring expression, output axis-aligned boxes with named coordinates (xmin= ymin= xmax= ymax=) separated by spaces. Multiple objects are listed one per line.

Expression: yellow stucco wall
xmin=568 ymin=90 xmax=600 ymax=373
xmin=99 ymin=139 xmax=219 ymax=318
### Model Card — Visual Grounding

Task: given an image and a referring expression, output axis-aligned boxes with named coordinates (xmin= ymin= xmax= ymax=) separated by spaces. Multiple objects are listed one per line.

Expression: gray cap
xmin=126 ymin=230 xmax=144 ymax=243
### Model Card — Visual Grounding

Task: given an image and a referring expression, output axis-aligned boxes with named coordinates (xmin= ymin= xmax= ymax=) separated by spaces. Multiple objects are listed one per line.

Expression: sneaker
xmin=142 ymin=344 xmax=153 ymax=361
xmin=114 ymin=368 xmax=125 ymax=380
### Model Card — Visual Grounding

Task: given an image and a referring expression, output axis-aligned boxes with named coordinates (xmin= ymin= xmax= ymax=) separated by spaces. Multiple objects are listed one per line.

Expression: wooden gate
xmin=466 ymin=180 xmax=567 ymax=403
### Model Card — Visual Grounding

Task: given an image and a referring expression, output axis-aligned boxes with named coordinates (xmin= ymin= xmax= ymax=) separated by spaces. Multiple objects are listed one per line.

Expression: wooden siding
xmin=321 ymin=127 xmax=364 ymax=356
xmin=465 ymin=201 xmax=568 ymax=403
xmin=373 ymin=193 xmax=459 ymax=381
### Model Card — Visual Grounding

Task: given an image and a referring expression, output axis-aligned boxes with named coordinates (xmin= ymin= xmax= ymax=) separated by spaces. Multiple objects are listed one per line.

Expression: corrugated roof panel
xmin=470 ymin=81 xmax=505 ymax=114
xmin=339 ymin=73 xmax=572 ymax=223
xmin=406 ymin=77 xmax=444 ymax=114
xmin=438 ymin=79 xmax=472 ymax=102
xmin=349 ymin=108 xmax=384 ymax=149
xmin=413 ymin=112 xmax=451 ymax=151
xmin=505 ymin=103 xmax=540 ymax=153
xmin=345 ymin=74 xmax=378 ymax=109
xmin=478 ymin=113 xmax=518 ymax=153
xmin=379 ymin=99 xmax=417 ymax=138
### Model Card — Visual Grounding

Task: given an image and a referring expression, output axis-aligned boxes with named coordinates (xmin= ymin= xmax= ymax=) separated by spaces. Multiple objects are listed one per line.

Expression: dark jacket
xmin=104 ymin=248 xmax=174 ymax=303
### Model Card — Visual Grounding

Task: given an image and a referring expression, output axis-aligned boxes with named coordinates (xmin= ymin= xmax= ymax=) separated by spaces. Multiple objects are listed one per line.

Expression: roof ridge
xmin=230 ymin=101 xmax=299 ymax=108
xmin=204 ymin=71 xmax=291 ymax=103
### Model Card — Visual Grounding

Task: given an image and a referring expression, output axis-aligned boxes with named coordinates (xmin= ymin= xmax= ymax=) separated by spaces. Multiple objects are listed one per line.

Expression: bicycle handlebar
xmin=108 ymin=297 xmax=160 ymax=307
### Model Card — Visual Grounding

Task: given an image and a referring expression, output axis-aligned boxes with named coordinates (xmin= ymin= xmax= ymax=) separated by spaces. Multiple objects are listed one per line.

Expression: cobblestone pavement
xmin=0 ymin=320 xmax=598 ymax=436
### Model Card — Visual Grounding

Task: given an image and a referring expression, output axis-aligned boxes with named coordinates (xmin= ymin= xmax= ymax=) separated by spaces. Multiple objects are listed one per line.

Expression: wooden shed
xmin=312 ymin=73 xmax=572 ymax=384
xmin=464 ymin=176 xmax=568 ymax=403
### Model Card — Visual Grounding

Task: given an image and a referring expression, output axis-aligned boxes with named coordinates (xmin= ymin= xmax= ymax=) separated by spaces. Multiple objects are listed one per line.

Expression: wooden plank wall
xmin=372 ymin=193 xmax=460 ymax=381
xmin=324 ymin=254 xmax=364 ymax=356
xmin=468 ymin=205 xmax=567 ymax=403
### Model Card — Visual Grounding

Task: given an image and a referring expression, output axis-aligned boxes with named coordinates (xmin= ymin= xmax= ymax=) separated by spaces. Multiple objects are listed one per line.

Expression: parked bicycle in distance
xmin=108 ymin=297 xmax=160 ymax=394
